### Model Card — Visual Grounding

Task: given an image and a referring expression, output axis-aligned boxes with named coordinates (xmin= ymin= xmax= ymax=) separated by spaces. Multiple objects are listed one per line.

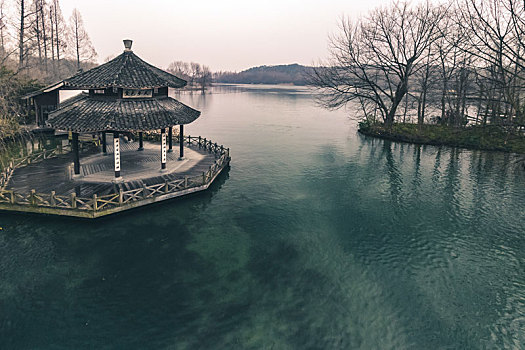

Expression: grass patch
xmin=358 ymin=122 xmax=525 ymax=154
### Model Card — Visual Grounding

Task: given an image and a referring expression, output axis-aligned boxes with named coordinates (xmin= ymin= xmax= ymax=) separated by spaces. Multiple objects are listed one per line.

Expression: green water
xmin=1 ymin=85 xmax=524 ymax=349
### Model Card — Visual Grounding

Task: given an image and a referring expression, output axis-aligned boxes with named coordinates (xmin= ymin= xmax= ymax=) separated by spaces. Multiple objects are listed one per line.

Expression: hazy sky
xmin=60 ymin=0 xmax=391 ymax=72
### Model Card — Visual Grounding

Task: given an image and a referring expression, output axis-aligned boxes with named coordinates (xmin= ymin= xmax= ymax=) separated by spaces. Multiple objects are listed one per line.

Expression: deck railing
xmin=0 ymin=144 xmax=73 ymax=190
xmin=0 ymin=135 xmax=230 ymax=218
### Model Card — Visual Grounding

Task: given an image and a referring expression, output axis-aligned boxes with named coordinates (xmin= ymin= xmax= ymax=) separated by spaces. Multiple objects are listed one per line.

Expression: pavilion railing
xmin=0 ymin=144 xmax=73 ymax=190
xmin=0 ymin=135 xmax=230 ymax=217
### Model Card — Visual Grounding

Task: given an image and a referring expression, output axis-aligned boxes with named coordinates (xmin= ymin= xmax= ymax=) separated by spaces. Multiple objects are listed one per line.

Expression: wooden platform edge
xmin=0 ymin=135 xmax=231 ymax=219
xmin=0 ymin=158 xmax=229 ymax=219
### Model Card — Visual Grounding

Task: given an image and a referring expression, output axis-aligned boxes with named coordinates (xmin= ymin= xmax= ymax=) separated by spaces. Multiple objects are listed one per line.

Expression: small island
xmin=358 ymin=123 xmax=525 ymax=154
xmin=310 ymin=1 xmax=525 ymax=157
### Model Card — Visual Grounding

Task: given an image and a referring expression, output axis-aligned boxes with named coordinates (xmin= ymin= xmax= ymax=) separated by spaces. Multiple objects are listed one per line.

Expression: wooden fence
xmin=0 ymin=135 xmax=230 ymax=218
xmin=1 ymin=143 xmax=73 ymax=190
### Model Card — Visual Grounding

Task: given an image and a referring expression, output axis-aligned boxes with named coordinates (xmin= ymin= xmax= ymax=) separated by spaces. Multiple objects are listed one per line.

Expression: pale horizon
xmin=59 ymin=0 xmax=392 ymax=72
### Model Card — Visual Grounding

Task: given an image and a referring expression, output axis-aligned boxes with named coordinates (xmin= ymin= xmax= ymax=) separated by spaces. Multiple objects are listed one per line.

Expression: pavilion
xmin=0 ymin=39 xmax=229 ymax=218
xmin=47 ymin=39 xmax=200 ymax=180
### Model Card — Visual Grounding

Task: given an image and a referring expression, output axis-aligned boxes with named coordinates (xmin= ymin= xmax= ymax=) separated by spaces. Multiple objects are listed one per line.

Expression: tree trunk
xmin=50 ymin=6 xmax=55 ymax=74
xmin=417 ymin=94 xmax=422 ymax=127
xmin=54 ymin=2 xmax=60 ymax=71
xmin=18 ymin=0 xmax=25 ymax=70
xmin=441 ymin=79 xmax=447 ymax=123
xmin=40 ymin=0 xmax=48 ymax=73
xmin=386 ymin=81 xmax=407 ymax=126
xmin=75 ymin=22 xmax=80 ymax=70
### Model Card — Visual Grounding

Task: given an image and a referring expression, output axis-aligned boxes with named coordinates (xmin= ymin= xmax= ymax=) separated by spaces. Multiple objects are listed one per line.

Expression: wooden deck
xmin=0 ymin=136 xmax=230 ymax=218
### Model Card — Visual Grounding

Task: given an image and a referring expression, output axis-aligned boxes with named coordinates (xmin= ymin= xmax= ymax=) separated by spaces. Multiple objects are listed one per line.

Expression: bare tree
xmin=415 ymin=45 xmax=436 ymax=127
xmin=455 ymin=0 xmax=525 ymax=127
xmin=68 ymin=8 xmax=96 ymax=70
xmin=198 ymin=65 xmax=212 ymax=92
xmin=50 ymin=0 xmax=66 ymax=74
xmin=0 ymin=0 xmax=7 ymax=59
xmin=28 ymin=0 xmax=50 ymax=72
xmin=49 ymin=2 xmax=54 ymax=64
xmin=17 ymin=0 xmax=32 ymax=70
xmin=40 ymin=0 xmax=49 ymax=73
xmin=190 ymin=62 xmax=201 ymax=88
xmin=167 ymin=60 xmax=190 ymax=80
xmin=311 ymin=1 xmax=445 ymax=125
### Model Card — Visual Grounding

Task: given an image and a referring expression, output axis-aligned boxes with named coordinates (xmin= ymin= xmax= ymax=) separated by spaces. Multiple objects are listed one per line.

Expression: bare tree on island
xmin=198 ymin=65 xmax=211 ymax=92
xmin=68 ymin=8 xmax=96 ymax=70
xmin=310 ymin=1 xmax=444 ymax=126
xmin=190 ymin=62 xmax=201 ymax=88
xmin=455 ymin=0 xmax=525 ymax=128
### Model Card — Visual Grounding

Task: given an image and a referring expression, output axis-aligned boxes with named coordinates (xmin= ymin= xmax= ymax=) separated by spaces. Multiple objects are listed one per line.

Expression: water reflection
xmin=308 ymin=135 xmax=524 ymax=348
xmin=0 ymin=85 xmax=523 ymax=349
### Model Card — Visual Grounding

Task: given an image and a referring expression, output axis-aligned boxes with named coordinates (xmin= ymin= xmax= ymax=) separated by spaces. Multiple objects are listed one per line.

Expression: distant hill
xmin=213 ymin=64 xmax=313 ymax=85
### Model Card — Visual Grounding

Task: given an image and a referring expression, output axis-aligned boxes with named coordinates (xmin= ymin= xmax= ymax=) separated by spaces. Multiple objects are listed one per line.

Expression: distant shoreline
xmin=213 ymin=63 xmax=312 ymax=86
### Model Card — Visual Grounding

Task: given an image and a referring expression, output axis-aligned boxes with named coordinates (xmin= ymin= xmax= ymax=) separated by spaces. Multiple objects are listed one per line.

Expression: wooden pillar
xmin=168 ymin=126 xmax=173 ymax=152
xmin=161 ymin=128 xmax=167 ymax=170
xmin=72 ymin=132 xmax=80 ymax=175
xmin=179 ymin=124 xmax=184 ymax=159
xmin=113 ymin=132 xmax=121 ymax=178
xmin=138 ymin=132 xmax=144 ymax=151
xmin=102 ymin=131 xmax=107 ymax=154
xmin=35 ymin=103 xmax=40 ymax=126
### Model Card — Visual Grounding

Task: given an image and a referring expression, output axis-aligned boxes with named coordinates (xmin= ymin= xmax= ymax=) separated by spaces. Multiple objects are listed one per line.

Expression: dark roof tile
xmin=47 ymin=94 xmax=200 ymax=132
xmin=62 ymin=51 xmax=186 ymax=89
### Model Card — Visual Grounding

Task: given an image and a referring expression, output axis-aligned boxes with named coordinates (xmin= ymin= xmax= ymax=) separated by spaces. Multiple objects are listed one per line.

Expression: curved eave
xmin=47 ymin=95 xmax=201 ymax=133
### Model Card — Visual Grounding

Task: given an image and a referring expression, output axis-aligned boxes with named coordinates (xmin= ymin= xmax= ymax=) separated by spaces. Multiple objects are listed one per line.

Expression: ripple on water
xmin=1 ymin=86 xmax=524 ymax=348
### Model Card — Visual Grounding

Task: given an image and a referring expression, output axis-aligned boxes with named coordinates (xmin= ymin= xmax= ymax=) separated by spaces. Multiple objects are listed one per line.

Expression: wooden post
xmin=142 ymin=184 xmax=148 ymax=198
xmin=35 ymin=103 xmax=39 ymax=126
xmin=30 ymin=189 xmax=36 ymax=205
xmin=179 ymin=125 xmax=184 ymax=159
xmin=118 ymin=189 xmax=123 ymax=206
xmin=50 ymin=191 xmax=56 ymax=206
xmin=93 ymin=194 xmax=98 ymax=211
xmin=138 ymin=132 xmax=144 ymax=151
xmin=113 ymin=132 xmax=121 ymax=178
xmin=161 ymin=128 xmax=167 ymax=170
xmin=102 ymin=131 xmax=107 ymax=154
xmin=184 ymin=176 xmax=188 ymax=188
xmin=72 ymin=132 xmax=80 ymax=175
xmin=10 ymin=190 xmax=14 ymax=204
xmin=168 ymin=127 xmax=173 ymax=152
xmin=71 ymin=193 xmax=77 ymax=208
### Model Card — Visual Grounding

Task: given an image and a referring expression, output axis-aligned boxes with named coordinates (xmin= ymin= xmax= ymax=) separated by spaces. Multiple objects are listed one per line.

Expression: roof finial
xmin=123 ymin=39 xmax=133 ymax=52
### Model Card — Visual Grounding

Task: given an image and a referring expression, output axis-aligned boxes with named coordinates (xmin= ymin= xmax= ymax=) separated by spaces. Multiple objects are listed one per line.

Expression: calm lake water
xmin=1 ymin=84 xmax=524 ymax=349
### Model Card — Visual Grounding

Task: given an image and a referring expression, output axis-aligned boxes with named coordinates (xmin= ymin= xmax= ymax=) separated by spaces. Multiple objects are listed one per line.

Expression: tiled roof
xmin=62 ymin=51 xmax=186 ymax=89
xmin=47 ymin=94 xmax=200 ymax=132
